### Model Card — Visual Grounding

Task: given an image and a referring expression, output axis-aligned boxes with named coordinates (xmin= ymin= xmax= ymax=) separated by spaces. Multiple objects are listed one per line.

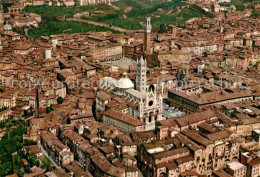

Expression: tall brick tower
xmin=144 ymin=17 xmax=152 ymax=55
xmin=0 ymin=5 xmax=4 ymax=33
xmin=0 ymin=5 xmax=3 ymax=50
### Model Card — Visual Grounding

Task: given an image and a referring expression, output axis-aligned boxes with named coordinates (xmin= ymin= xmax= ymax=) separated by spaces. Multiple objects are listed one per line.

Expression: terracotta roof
xmin=248 ymin=157 xmax=260 ymax=166
xmin=97 ymin=91 xmax=111 ymax=101
xmin=213 ymin=170 xmax=232 ymax=177
xmin=175 ymin=109 xmax=217 ymax=127
xmin=175 ymin=156 xmax=194 ymax=165
xmin=153 ymin=147 xmax=190 ymax=160
xmin=103 ymin=109 xmax=145 ymax=126
xmin=204 ymin=130 xmax=232 ymax=142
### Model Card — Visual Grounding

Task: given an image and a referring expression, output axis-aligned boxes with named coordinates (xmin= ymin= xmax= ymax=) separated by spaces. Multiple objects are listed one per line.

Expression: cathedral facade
xmin=98 ymin=56 xmax=164 ymax=131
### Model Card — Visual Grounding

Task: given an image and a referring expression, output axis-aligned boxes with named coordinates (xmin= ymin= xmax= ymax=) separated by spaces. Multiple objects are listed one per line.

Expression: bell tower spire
xmin=136 ymin=56 xmax=147 ymax=93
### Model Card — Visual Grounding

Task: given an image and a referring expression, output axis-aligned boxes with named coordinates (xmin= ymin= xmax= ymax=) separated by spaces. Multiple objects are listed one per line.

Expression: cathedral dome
xmin=117 ymin=73 xmax=134 ymax=89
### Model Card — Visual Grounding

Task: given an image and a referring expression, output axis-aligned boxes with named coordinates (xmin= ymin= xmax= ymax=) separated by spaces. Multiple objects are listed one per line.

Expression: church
xmin=97 ymin=56 xmax=164 ymax=131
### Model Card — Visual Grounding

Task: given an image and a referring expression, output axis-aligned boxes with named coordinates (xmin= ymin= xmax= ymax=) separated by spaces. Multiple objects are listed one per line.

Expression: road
xmin=66 ymin=18 xmax=144 ymax=33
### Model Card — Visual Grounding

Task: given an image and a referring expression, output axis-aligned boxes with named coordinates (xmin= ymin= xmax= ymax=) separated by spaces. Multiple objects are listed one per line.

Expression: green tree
xmin=159 ymin=24 xmax=167 ymax=33
xmin=28 ymin=154 xmax=40 ymax=167
xmin=57 ymin=97 xmax=64 ymax=104
xmin=0 ymin=106 xmax=7 ymax=112
xmin=0 ymin=122 xmax=26 ymax=176
xmin=23 ymin=140 xmax=37 ymax=146
xmin=46 ymin=104 xmax=55 ymax=113
xmin=40 ymin=157 xmax=52 ymax=171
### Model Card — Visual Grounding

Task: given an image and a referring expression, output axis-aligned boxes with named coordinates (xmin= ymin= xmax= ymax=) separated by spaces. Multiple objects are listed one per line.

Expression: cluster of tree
xmin=24 ymin=4 xmax=114 ymax=18
xmin=2 ymin=2 xmax=13 ymax=13
xmin=251 ymin=11 xmax=260 ymax=17
xmin=24 ymin=5 xmax=94 ymax=18
xmin=113 ymin=0 xmax=144 ymax=10
xmin=28 ymin=16 xmax=118 ymax=38
xmin=190 ymin=4 xmax=215 ymax=18
xmin=13 ymin=150 xmax=52 ymax=176
xmin=159 ymin=24 xmax=167 ymax=33
xmin=27 ymin=16 xmax=119 ymax=39
xmin=57 ymin=97 xmax=64 ymax=104
xmin=0 ymin=121 xmax=26 ymax=176
xmin=231 ymin=0 xmax=254 ymax=11
xmin=0 ymin=106 xmax=7 ymax=112
xmin=105 ymin=17 xmax=142 ymax=30
xmin=127 ymin=0 xmax=185 ymax=18
xmin=46 ymin=104 xmax=55 ymax=113
xmin=0 ymin=119 xmax=53 ymax=176
xmin=88 ymin=11 xmax=120 ymax=22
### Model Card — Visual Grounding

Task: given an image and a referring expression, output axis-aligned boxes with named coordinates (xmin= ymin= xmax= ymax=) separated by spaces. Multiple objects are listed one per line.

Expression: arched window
xmin=148 ymin=85 xmax=155 ymax=93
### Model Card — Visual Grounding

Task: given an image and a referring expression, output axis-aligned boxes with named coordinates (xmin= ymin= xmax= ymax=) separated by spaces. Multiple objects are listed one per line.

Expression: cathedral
xmin=98 ymin=56 xmax=164 ymax=131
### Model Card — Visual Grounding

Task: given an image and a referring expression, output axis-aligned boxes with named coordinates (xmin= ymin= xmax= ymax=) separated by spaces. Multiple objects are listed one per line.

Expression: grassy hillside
xmin=22 ymin=0 xmax=203 ymax=37
xmin=84 ymin=0 xmax=202 ymax=30
xmin=23 ymin=5 xmax=119 ymax=38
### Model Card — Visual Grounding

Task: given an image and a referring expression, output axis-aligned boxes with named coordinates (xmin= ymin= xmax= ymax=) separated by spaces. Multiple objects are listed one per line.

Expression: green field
xmin=23 ymin=5 xmax=119 ymax=38
xmin=22 ymin=0 xmax=203 ymax=37
xmin=23 ymin=4 xmax=115 ymax=18
xmin=231 ymin=0 xmax=257 ymax=11
xmin=84 ymin=0 xmax=202 ymax=30
xmin=0 ymin=120 xmax=26 ymax=176
xmin=10 ymin=0 xmax=260 ymax=37
xmin=26 ymin=18 xmax=119 ymax=39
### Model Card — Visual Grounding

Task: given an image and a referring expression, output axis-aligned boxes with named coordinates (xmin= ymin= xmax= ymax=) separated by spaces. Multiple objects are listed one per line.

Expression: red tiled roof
xmin=103 ymin=109 xmax=145 ymax=126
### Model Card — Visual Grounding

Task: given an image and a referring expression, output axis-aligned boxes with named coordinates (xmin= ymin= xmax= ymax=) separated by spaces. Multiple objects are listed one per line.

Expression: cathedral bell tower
xmin=0 ymin=5 xmax=4 ymax=50
xmin=144 ymin=17 xmax=152 ymax=55
xmin=136 ymin=56 xmax=147 ymax=93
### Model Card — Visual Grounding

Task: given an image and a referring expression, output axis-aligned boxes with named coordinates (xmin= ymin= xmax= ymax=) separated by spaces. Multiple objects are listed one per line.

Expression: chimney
xmin=44 ymin=49 xmax=52 ymax=59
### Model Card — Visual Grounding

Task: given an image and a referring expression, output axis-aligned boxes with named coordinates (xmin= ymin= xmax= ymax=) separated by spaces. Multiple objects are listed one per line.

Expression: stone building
xmin=102 ymin=109 xmax=145 ymax=132
xmin=41 ymin=132 xmax=74 ymax=167
xmin=168 ymin=89 xmax=255 ymax=114
xmin=78 ymin=0 xmax=112 ymax=6
xmin=98 ymin=56 xmax=164 ymax=131
xmin=247 ymin=157 xmax=260 ymax=177
xmin=226 ymin=162 xmax=247 ymax=177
